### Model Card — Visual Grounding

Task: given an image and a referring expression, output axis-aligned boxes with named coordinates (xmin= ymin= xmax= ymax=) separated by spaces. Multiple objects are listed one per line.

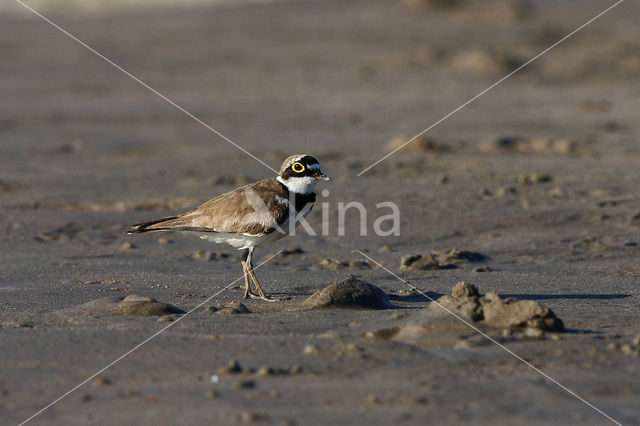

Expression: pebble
xmin=620 ymin=344 xmax=634 ymax=355
xmin=218 ymin=360 xmax=243 ymax=374
xmin=92 ymin=377 xmax=112 ymax=386
xmin=256 ymin=366 xmax=290 ymax=376
xmin=234 ymin=380 xmax=256 ymax=390
xmin=303 ymin=344 xmax=320 ymax=355
xmin=236 ymin=412 xmax=270 ymax=423
xmin=120 ymin=242 xmax=136 ymax=250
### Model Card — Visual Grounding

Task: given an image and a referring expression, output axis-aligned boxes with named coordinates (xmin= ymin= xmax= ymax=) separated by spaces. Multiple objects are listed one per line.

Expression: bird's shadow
xmin=500 ymin=293 xmax=630 ymax=301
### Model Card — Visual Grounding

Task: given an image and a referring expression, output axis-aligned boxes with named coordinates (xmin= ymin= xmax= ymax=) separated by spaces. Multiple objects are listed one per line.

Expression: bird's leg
xmin=246 ymin=247 xmax=275 ymax=302
xmin=241 ymin=248 xmax=260 ymax=299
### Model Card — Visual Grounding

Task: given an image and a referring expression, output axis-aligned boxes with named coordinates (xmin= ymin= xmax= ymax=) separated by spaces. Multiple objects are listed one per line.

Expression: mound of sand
xmin=57 ymin=294 xmax=184 ymax=317
xmin=302 ymin=277 xmax=393 ymax=310
xmin=400 ymin=249 xmax=487 ymax=270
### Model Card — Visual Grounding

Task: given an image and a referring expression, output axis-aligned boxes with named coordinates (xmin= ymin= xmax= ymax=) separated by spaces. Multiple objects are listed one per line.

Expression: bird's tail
xmin=126 ymin=216 xmax=179 ymax=234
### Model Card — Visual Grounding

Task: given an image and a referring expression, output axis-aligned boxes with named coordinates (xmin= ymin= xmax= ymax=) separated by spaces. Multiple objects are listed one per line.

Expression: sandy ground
xmin=1 ymin=0 xmax=639 ymax=424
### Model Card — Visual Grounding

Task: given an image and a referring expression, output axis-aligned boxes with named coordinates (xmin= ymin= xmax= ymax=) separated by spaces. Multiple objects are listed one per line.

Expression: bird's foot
xmin=243 ymin=291 xmax=261 ymax=300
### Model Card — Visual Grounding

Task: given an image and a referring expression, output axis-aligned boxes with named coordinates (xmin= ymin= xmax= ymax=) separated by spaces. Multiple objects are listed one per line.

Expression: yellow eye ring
xmin=292 ymin=162 xmax=305 ymax=173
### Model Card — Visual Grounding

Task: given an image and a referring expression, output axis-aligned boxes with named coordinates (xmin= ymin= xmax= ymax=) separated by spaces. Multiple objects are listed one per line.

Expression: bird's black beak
xmin=314 ymin=171 xmax=332 ymax=181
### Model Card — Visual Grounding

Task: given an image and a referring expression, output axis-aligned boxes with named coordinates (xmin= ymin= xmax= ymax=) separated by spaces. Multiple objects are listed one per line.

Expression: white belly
xmin=196 ymin=230 xmax=286 ymax=250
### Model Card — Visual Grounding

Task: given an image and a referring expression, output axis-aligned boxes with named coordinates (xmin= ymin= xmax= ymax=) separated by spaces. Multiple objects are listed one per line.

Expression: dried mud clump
xmin=401 ymin=254 xmax=449 ymax=270
xmin=204 ymin=301 xmax=250 ymax=315
xmin=0 ymin=180 xmax=12 ymax=194
xmin=264 ymin=247 xmax=305 ymax=265
xmin=450 ymin=48 xmax=522 ymax=74
xmin=302 ymin=277 xmax=393 ymax=310
xmin=58 ymin=295 xmax=184 ymax=317
xmin=386 ymin=134 xmax=449 ymax=154
xmin=432 ymin=282 xmax=565 ymax=332
xmin=312 ymin=258 xmax=371 ymax=270
xmin=192 ymin=250 xmax=230 ymax=261
xmin=481 ymin=136 xmax=577 ymax=156
xmin=401 ymin=249 xmax=486 ymax=270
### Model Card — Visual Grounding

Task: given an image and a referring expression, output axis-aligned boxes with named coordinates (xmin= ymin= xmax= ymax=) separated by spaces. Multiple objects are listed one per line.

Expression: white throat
xmin=277 ymin=176 xmax=317 ymax=194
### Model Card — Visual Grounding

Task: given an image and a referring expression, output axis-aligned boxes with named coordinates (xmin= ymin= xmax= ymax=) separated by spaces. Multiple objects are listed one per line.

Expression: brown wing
xmin=127 ymin=178 xmax=289 ymax=236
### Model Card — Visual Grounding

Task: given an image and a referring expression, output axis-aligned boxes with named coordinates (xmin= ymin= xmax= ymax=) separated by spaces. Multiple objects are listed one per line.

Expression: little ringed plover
xmin=127 ymin=154 xmax=331 ymax=301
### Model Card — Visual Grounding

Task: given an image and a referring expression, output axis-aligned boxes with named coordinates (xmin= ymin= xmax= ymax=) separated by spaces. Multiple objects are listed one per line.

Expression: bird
xmin=127 ymin=154 xmax=331 ymax=301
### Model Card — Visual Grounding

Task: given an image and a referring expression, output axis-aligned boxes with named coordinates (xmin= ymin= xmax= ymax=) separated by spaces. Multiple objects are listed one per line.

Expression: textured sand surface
xmin=1 ymin=0 xmax=639 ymax=424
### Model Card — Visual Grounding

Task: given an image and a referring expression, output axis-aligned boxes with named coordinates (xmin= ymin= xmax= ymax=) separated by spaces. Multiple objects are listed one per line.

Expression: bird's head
xmin=276 ymin=154 xmax=331 ymax=194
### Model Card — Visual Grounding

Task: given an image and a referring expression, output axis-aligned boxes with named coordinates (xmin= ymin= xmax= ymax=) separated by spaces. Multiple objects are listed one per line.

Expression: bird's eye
xmin=292 ymin=162 xmax=305 ymax=173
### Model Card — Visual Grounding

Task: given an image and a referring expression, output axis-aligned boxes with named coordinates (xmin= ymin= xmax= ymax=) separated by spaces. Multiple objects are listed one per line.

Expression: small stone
xmin=219 ymin=360 xmax=243 ymax=374
xmin=437 ymin=174 xmax=449 ymax=184
xmin=518 ymin=173 xmax=553 ymax=185
xmin=313 ymin=258 xmax=348 ymax=270
xmin=523 ymin=328 xmax=545 ymax=340
xmin=255 ymin=366 xmax=290 ymax=376
xmin=120 ymin=242 xmax=136 ymax=250
xmin=290 ymin=365 xmax=303 ymax=374
xmin=207 ymin=301 xmax=250 ymax=315
xmin=234 ymin=380 xmax=255 ymax=390
xmin=620 ymin=344 xmax=634 ymax=355
xmin=303 ymin=344 xmax=319 ymax=355
xmin=633 ymin=335 xmax=640 ymax=346
xmin=608 ymin=342 xmax=620 ymax=351
xmin=411 ymin=397 xmax=429 ymax=405
xmin=92 ymin=377 xmax=112 ymax=386
xmin=549 ymin=187 xmax=565 ymax=198
xmin=496 ymin=186 xmax=518 ymax=197
xmin=386 ymin=134 xmax=448 ymax=154
xmin=348 ymin=260 xmax=371 ymax=269
xmin=367 ymin=394 xmax=380 ymax=404
xmin=157 ymin=237 xmax=173 ymax=245
xmin=237 ymin=412 xmax=270 ymax=423
xmin=256 ymin=367 xmax=276 ymax=376
xmin=378 ymin=245 xmax=392 ymax=253
xmin=206 ymin=389 xmax=219 ymax=399
xmin=192 ymin=250 xmax=229 ymax=261
xmin=80 ymin=393 xmax=92 ymax=402
xmin=366 ymin=327 xmax=400 ymax=340
xmin=472 ymin=266 xmax=492 ymax=273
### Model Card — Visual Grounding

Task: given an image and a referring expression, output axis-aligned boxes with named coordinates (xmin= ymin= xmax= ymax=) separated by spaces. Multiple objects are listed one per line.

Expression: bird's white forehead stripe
xmin=284 ymin=155 xmax=306 ymax=169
